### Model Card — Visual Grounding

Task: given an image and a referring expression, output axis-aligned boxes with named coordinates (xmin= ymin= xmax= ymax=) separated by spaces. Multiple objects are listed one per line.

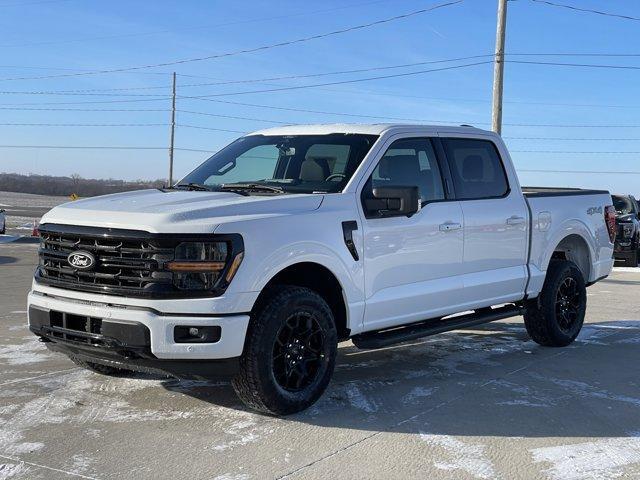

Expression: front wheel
xmin=524 ymin=260 xmax=587 ymax=347
xmin=232 ymin=286 xmax=337 ymax=415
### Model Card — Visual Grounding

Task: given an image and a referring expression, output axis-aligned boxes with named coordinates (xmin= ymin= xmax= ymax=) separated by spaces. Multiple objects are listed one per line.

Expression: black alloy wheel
xmin=272 ymin=311 xmax=325 ymax=392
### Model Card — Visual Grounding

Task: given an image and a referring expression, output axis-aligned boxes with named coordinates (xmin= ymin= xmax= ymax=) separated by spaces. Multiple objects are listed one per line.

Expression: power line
xmin=179 ymin=61 xmax=492 ymax=99
xmin=175 ymin=55 xmax=494 ymax=88
xmin=179 ymin=97 xmax=640 ymax=128
xmin=2 ymin=93 xmax=637 ymax=130
xmin=0 ymin=107 xmax=169 ymax=112
xmin=0 ymin=1 xmax=464 ymax=82
xmin=508 ymin=53 xmax=640 ymax=58
xmin=0 ymin=145 xmax=161 ymax=150
xmin=0 ymin=57 xmax=634 ymax=99
xmin=0 ymin=55 xmax=493 ymax=94
xmin=178 ymin=109 xmax=288 ymax=124
xmin=0 ymin=97 xmax=171 ymax=106
xmin=0 ymin=122 xmax=168 ymax=127
xmin=509 ymin=60 xmax=640 ymax=71
xmin=177 ymin=124 xmax=246 ymax=134
xmin=0 ymin=90 xmax=165 ymax=97
xmin=2 ymin=51 xmax=636 ymax=79
xmin=0 ymin=0 xmax=401 ymax=48
xmin=0 ymin=144 xmax=213 ymax=153
xmin=18 ymin=54 xmax=492 ymax=93
xmin=530 ymin=0 xmax=640 ymax=22
xmin=182 ymin=97 xmax=467 ymax=123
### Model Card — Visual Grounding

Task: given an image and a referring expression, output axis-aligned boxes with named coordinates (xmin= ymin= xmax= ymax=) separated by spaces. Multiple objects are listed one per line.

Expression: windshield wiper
xmin=173 ymin=183 xmax=212 ymax=191
xmin=220 ymin=183 xmax=285 ymax=194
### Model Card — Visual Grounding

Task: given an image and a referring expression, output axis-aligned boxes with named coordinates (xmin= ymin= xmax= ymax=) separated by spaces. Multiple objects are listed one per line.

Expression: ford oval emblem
xmin=67 ymin=251 xmax=96 ymax=270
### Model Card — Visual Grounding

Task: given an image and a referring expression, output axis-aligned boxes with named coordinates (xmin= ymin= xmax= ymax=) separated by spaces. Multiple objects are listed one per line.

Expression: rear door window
xmin=441 ymin=138 xmax=509 ymax=200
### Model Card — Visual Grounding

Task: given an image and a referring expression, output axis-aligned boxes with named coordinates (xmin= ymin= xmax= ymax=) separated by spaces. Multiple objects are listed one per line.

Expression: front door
xmin=359 ymin=137 xmax=465 ymax=332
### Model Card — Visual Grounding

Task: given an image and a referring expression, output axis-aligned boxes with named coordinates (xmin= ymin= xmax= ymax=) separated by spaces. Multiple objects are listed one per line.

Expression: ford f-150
xmin=28 ymin=124 xmax=616 ymax=414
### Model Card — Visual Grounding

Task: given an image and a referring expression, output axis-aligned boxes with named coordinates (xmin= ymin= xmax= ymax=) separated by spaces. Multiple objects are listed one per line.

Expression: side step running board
xmin=351 ymin=305 xmax=524 ymax=350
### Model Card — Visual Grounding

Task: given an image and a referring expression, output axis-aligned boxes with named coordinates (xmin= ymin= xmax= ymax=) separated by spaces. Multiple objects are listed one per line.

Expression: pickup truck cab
xmin=28 ymin=124 xmax=616 ymax=414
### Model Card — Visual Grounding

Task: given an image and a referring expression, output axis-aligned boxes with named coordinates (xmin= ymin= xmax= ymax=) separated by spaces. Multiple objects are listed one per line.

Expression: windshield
xmin=179 ymin=134 xmax=378 ymax=194
xmin=612 ymin=195 xmax=637 ymax=215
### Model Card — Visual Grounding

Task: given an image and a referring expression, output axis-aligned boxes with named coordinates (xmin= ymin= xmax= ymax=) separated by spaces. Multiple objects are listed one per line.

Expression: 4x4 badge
xmin=67 ymin=251 xmax=95 ymax=270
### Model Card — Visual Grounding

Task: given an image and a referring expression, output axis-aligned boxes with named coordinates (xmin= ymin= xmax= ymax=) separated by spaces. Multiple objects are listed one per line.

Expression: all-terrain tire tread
xmin=523 ymin=259 xmax=586 ymax=347
xmin=232 ymin=285 xmax=335 ymax=415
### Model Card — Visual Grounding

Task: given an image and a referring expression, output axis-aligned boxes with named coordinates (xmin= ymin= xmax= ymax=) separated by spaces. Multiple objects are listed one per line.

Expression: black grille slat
xmin=37 ymin=228 xmax=172 ymax=295
xmin=34 ymin=224 xmax=243 ymax=299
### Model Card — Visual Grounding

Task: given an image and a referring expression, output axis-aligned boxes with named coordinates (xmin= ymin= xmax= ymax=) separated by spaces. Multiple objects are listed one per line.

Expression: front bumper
xmin=28 ymin=289 xmax=250 ymax=365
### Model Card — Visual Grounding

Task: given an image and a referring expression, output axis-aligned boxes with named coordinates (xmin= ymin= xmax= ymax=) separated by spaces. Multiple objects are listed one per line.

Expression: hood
xmin=41 ymin=189 xmax=324 ymax=233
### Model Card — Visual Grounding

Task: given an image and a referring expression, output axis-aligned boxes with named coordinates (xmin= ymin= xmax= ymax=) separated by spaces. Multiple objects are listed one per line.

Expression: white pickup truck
xmin=28 ymin=124 xmax=616 ymax=414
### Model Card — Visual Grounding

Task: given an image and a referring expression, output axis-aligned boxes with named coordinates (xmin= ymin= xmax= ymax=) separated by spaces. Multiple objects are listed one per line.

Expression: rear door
xmin=439 ymin=135 xmax=529 ymax=307
xmin=359 ymin=136 xmax=465 ymax=331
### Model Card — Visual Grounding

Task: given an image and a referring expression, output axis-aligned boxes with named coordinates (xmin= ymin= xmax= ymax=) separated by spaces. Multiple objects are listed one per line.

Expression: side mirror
xmin=364 ymin=186 xmax=419 ymax=218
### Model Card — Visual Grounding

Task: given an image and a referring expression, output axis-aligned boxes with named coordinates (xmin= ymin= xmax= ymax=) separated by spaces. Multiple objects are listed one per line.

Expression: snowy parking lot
xmin=1 ymin=240 xmax=640 ymax=479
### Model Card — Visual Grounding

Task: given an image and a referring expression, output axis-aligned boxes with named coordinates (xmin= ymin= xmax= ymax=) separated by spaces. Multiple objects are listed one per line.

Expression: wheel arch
xmin=547 ymin=233 xmax=593 ymax=282
xmin=251 ymin=262 xmax=350 ymax=340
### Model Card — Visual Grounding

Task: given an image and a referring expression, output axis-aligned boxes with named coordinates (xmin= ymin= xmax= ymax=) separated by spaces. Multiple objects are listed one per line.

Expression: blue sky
xmin=0 ymin=0 xmax=638 ymax=193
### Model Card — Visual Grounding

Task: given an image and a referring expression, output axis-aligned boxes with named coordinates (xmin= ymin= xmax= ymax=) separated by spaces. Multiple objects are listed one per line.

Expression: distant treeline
xmin=0 ymin=173 xmax=166 ymax=197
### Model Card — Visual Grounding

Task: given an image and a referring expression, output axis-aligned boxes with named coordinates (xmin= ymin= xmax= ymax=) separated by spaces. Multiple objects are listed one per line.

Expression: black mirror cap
xmin=364 ymin=186 xmax=419 ymax=218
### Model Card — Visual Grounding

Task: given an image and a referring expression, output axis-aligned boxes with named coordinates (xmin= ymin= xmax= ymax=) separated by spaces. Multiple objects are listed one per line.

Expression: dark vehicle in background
xmin=612 ymin=194 xmax=640 ymax=266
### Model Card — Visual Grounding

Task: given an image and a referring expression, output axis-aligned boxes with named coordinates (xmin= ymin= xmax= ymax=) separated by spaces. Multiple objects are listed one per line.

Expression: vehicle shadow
xmin=0 ymin=256 xmax=18 ymax=265
xmin=161 ymin=319 xmax=640 ymax=438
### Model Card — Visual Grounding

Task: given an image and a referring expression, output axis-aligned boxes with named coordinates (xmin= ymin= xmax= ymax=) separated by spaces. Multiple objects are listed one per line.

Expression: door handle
xmin=506 ymin=215 xmax=526 ymax=226
xmin=439 ymin=222 xmax=462 ymax=232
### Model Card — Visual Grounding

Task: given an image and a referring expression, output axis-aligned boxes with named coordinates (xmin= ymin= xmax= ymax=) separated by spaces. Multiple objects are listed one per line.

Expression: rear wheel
xmin=232 ymin=286 xmax=337 ymax=415
xmin=70 ymin=356 xmax=134 ymax=376
xmin=524 ymin=260 xmax=587 ymax=347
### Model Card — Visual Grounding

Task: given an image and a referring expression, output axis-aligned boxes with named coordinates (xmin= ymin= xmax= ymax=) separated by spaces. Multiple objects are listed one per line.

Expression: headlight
xmin=167 ymin=241 xmax=243 ymax=291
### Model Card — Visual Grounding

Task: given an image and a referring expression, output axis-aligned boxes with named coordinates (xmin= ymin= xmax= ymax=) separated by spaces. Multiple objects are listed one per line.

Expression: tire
xmin=232 ymin=286 xmax=337 ymax=415
xmin=524 ymin=260 xmax=587 ymax=347
xmin=70 ymin=356 xmax=134 ymax=376
xmin=623 ymin=250 xmax=638 ymax=267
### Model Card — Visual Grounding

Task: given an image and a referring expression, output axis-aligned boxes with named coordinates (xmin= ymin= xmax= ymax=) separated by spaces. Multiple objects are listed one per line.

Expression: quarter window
xmin=441 ymin=138 xmax=509 ymax=200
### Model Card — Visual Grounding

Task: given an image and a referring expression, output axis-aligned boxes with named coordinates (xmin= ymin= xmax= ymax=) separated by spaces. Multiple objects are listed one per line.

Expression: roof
xmin=248 ymin=123 xmax=490 ymax=137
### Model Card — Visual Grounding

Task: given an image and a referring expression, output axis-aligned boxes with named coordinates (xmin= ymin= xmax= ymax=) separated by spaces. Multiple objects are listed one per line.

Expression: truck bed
xmin=522 ymin=186 xmax=610 ymax=198
xmin=523 ymin=186 xmax=613 ymax=296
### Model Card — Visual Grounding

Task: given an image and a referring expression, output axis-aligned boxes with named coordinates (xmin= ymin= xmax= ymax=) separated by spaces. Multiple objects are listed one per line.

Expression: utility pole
xmin=492 ymin=0 xmax=507 ymax=135
xmin=168 ymin=72 xmax=177 ymax=186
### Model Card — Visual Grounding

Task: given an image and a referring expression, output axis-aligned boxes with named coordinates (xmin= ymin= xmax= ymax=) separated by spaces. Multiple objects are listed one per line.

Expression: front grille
xmin=35 ymin=224 xmax=242 ymax=298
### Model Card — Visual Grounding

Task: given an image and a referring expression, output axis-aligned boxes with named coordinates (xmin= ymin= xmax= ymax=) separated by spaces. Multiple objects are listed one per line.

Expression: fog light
xmin=174 ymin=325 xmax=221 ymax=343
